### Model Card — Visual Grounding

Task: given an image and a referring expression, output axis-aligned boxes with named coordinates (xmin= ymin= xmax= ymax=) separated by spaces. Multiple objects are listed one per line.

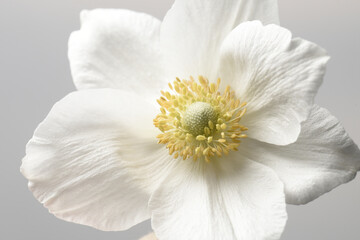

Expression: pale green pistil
xmin=183 ymin=102 xmax=218 ymax=136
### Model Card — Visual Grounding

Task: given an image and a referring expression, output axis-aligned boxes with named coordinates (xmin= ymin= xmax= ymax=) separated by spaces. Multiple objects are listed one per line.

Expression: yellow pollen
xmin=196 ymin=135 xmax=207 ymax=141
xmin=153 ymin=76 xmax=248 ymax=162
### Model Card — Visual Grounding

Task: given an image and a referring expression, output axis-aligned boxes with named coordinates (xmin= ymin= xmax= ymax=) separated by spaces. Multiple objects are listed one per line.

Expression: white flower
xmin=21 ymin=1 xmax=360 ymax=240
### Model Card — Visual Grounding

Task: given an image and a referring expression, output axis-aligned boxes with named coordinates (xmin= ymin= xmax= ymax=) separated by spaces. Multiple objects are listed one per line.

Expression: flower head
xmin=21 ymin=1 xmax=360 ymax=240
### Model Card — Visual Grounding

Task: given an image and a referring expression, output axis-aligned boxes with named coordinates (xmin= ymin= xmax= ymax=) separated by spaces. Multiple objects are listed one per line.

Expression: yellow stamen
xmin=153 ymin=76 xmax=248 ymax=162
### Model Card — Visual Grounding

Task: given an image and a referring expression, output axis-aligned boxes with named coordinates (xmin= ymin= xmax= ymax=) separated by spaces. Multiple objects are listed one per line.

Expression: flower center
xmin=183 ymin=102 xmax=218 ymax=136
xmin=153 ymin=76 xmax=248 ymax=162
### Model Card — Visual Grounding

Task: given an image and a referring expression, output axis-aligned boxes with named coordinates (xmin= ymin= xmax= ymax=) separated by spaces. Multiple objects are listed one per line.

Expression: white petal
xmin=219 ymin=21 xmax=330 ymax=145
xmin=21 ymin=89 xmax=165 ymax=231
xmin=140 ymin=233 xmax=157 ymax=240
xmin=239 ymin=105 xmax=360 ymax=205
xmin=68 ymin=9 xmax=166 ymax=98
xmin=161 ymin=0 xmax=280 ymax=80
xmin=149 ymin=157 xmax=287 ymax=240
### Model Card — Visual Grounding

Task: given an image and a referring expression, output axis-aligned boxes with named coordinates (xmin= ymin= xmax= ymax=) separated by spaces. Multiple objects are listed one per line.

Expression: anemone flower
xmin=21 ymin=0 xmax=360 ymax=239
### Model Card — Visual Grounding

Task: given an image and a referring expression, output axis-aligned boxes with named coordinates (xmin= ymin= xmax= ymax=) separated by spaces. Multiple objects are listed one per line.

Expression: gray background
xmin=1 ymin=0 xmax=359 ymax=239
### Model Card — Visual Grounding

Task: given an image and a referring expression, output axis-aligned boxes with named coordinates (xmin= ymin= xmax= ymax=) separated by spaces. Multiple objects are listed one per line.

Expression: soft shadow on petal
xmin=161 ymin=0 xmax=280 ymax=80
xmin=69 ymin=9 xmax=166 ymax=98
xmin=21 ymin=89 xmax=167 ymax=231
xmin=219 ymin=21 xmax=330 ymax=145
xmin=239 ymin=105 xmax=360 ymax=205
xmin=149 ymin=156 xmax=287 ymax=240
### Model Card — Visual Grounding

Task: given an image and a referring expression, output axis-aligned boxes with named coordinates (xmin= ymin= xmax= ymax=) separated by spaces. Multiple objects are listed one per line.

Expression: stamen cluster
xmin=153 ymin=76 xmax=248 ymax=162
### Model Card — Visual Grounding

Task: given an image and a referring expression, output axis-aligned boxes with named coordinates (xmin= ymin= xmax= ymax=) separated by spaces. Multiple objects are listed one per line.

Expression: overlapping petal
xmin=239 ymin=105 xmax=360 ymax=205
xmin=161 ymin=0 xmax=280 ymax=80
xmin=68 ymin=9 xmax=166 ymax=98
xmin=219 ymin=21 xmax=330 ymax=145
xmin=149 ymin=157 xmax=287 ymax=240
xmin=21 ymin=89 xmax=170 ymax=231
